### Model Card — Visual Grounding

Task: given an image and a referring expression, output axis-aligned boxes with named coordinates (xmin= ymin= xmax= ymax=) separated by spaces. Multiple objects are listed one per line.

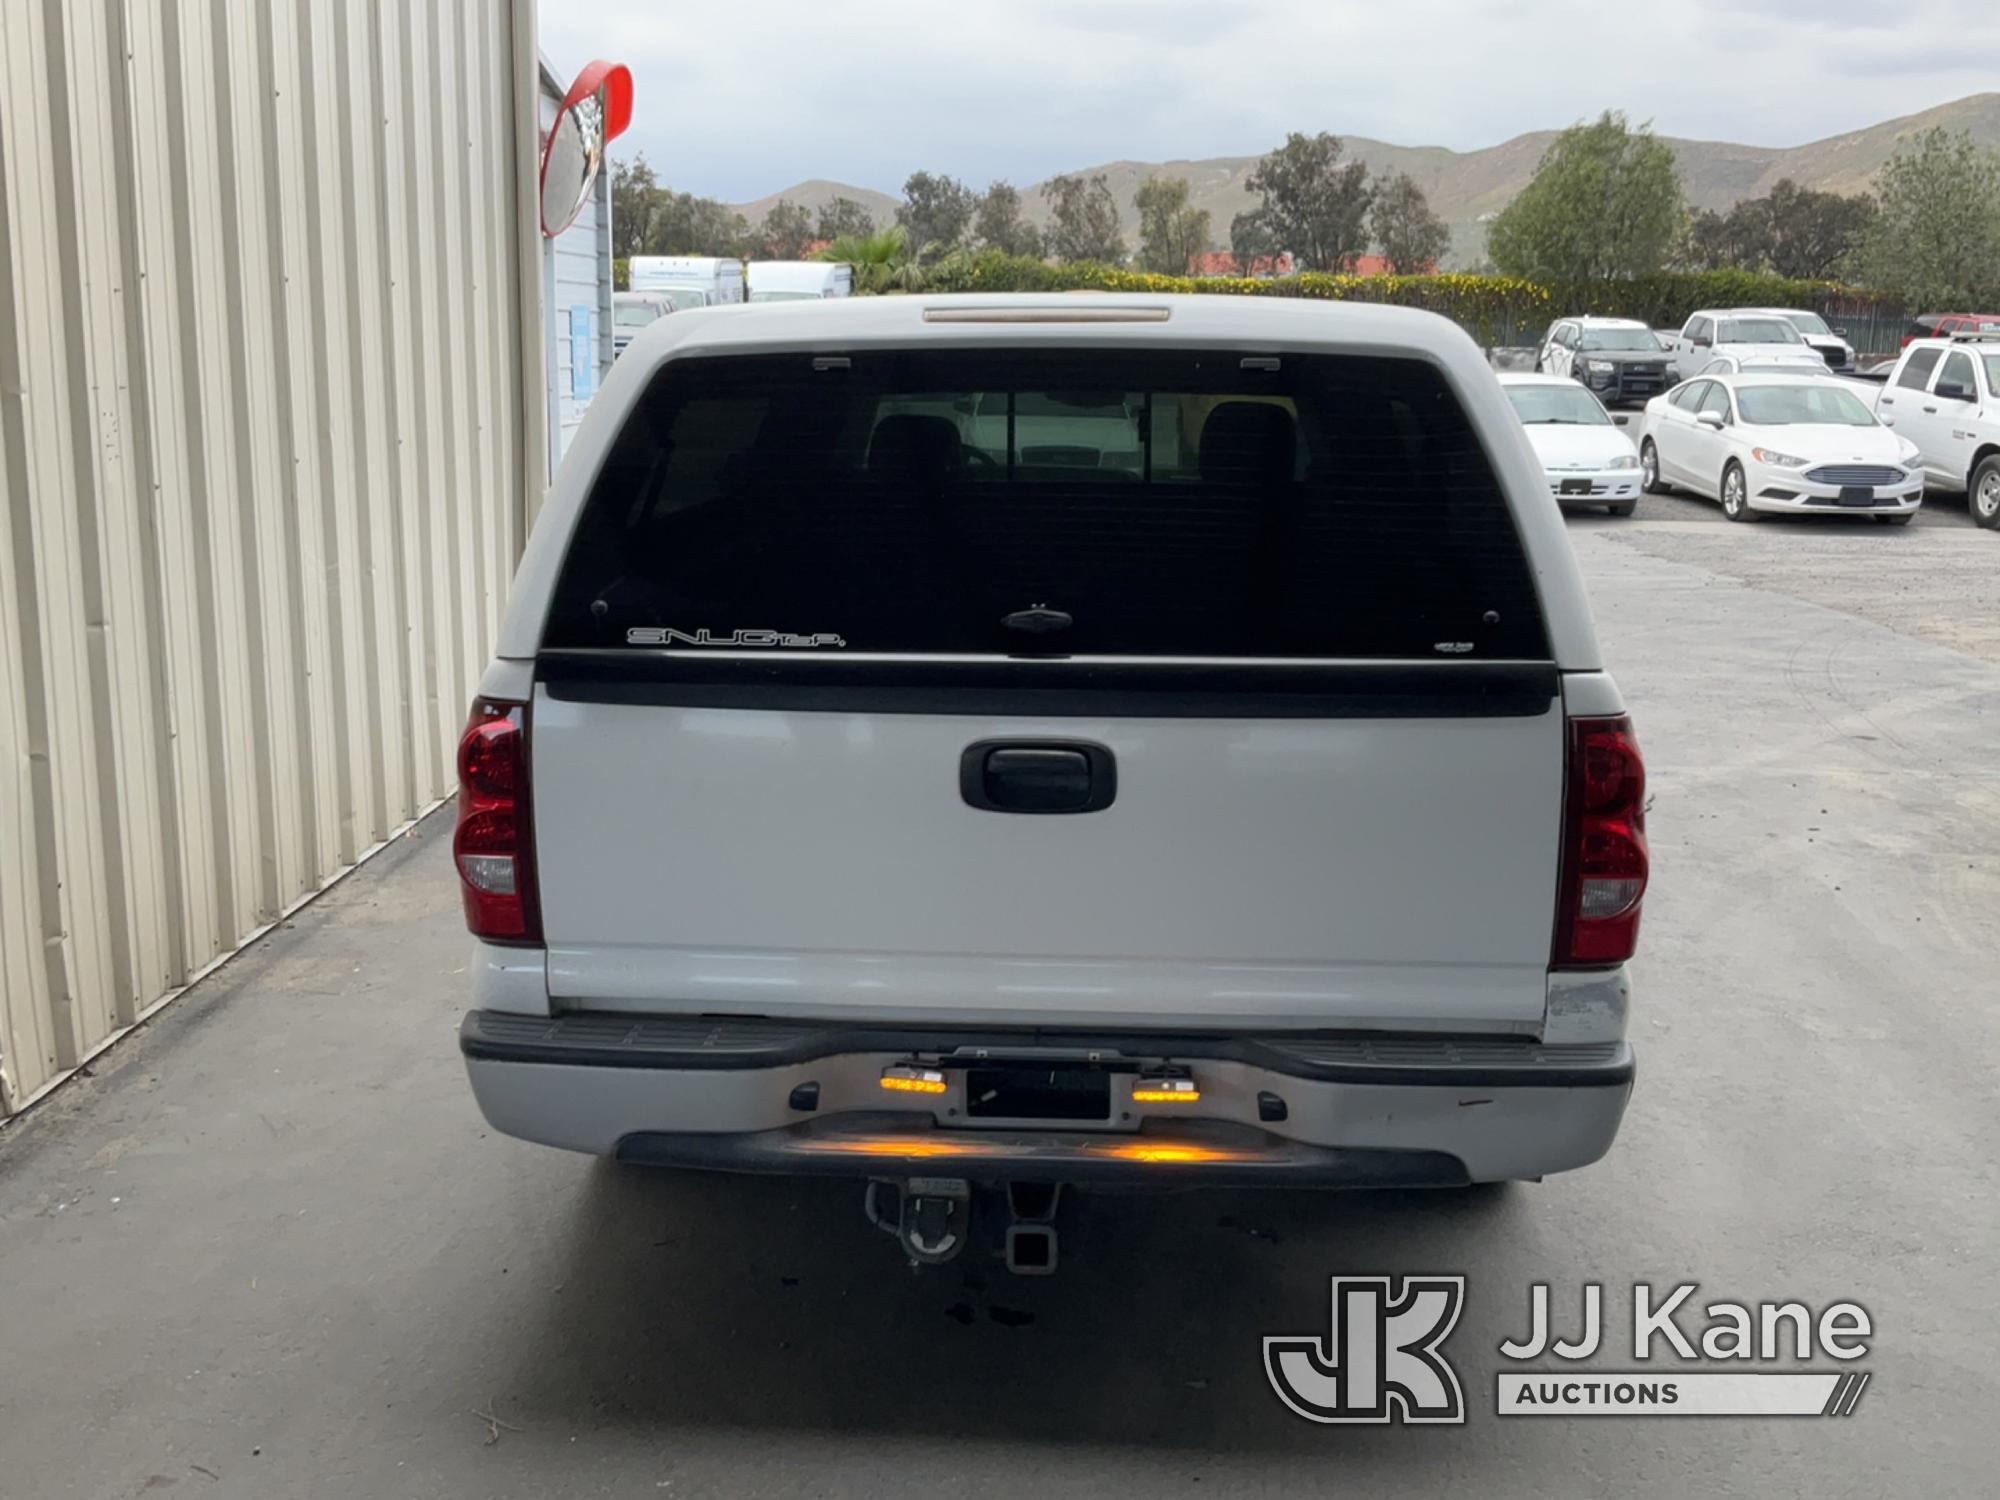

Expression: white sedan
xmin=1636 ymin=374 xmax=1925 ymax=524
xmin=1497 ymin=373 xmax=1642 ymax=516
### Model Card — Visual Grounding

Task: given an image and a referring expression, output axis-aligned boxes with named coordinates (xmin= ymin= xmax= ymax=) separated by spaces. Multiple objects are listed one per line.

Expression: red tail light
xmin=454 ymin=699 xmax=541 ymax=943
xmin=1554 ymin=715 xmax=1648 ymax=968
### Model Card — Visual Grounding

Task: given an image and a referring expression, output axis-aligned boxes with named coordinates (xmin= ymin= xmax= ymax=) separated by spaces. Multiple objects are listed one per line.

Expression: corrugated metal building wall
xmin=0 ymin=0 xmax=542 ymax=1114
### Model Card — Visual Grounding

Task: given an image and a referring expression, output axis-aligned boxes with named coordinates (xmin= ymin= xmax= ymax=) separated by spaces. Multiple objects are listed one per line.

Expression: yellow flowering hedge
xmin=923 ymin=252 xmax=1897 ymax=347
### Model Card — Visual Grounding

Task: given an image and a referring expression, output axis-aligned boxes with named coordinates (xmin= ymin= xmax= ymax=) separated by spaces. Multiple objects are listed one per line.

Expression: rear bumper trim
xmin=614 ymin=1113 xmax=1470 ymax=1188
xmin=459 ymin=1010 xmax=1633 ymax=1089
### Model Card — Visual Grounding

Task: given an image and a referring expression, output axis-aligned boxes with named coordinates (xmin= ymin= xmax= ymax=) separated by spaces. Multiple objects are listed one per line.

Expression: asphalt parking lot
xmin=3 ymin=508 xmax=1997 ymax=1499
xmin=1615 ymin=478 xmax=1984 ymax=530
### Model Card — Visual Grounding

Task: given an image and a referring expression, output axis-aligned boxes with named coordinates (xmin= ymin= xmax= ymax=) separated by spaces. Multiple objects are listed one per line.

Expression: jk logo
xmin=1265 ymin=1276 xmax=1467 ymax=1424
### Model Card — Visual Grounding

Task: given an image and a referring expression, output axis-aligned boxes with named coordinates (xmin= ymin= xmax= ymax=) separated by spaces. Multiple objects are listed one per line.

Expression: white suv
xmin=454 ymin=295 xmax=1645 ymax=1265
xmin=1875 ymin=335 xmax=2000 ymax=528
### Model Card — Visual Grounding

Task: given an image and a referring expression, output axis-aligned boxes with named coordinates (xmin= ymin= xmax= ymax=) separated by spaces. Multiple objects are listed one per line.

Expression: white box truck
xmin=627 ymin=255 xmax=745 ymax=307
xmin=747 ymin=260 xmax=854 ymax=302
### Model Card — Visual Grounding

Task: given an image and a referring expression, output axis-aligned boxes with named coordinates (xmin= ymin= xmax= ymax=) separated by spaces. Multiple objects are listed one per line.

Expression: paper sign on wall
xmin=571 ymin=305 xmax=595 ymax=400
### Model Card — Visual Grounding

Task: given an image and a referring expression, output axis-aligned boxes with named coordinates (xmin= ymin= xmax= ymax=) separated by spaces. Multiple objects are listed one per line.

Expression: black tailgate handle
xmin=960 ymin=740 xmax=1116 ymax=814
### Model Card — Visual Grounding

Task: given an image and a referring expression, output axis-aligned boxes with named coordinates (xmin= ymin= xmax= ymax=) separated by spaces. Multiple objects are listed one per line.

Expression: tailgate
xmin=532 ymin=663 xmax=1563 ymax=1028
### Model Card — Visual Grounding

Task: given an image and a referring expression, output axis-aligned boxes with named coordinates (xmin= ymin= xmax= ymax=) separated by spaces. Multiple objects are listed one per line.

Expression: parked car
xmin=1694 ymin=352 xmax=1831 ymax=377
xmin=1498 ymin=372 xmax=1642 ymax=516
xmin=1901 ymin=314 xmax=2000 ymax=348
xmin=453 ymin=295 xmax=1644 ymax=1266
xmin=1535 ymin=316 xmax=1672 ymax=405
xmin=1637 ymin=373 xmax=1924 ymax=524
xmin=1873 ymin=334 xmax=2000 ymax=528
xmin=1693 ymin=352 xmax=1881 ymax=403
xmin=628 ymin=254 xmax=746 ymax=307
xmin=611 ymin=291 xmax=674 ymax=358
xmin=1742 ymin=307 xmax=1856 ymax=372
xmin=747 ymin=260 xmax=855 ymax=301
xmin=1662 ymin=310 xmax=1817 ymax=383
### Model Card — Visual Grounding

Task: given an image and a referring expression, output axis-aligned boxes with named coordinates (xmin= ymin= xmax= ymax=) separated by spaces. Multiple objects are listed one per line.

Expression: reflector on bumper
xmin=1131 ymin=1073 xmax=1201 ymax=1104
xmin=880 ymin=1064 xmax=948 ymax=1095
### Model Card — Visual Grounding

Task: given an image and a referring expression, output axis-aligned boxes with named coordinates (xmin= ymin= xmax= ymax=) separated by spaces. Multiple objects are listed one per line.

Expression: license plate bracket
xmin=965 ymin=1065 xmax=1112 ymax=1122
xmin=1559 ymin=478 xmax=1593 ymax=496
xmin=1836 ymin=487 xmax=1875 ymax=506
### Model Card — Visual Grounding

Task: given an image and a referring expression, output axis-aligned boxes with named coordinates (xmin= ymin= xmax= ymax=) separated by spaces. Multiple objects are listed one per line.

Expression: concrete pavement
xmin=3 ymin=518 xmax=1997 ymax=1498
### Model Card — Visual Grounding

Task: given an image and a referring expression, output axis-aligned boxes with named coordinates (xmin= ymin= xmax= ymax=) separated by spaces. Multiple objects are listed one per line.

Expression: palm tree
xmin=814 ymin=224 xmax=923 ymax=294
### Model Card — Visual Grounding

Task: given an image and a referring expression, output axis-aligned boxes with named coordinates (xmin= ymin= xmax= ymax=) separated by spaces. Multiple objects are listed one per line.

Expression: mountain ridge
xmin=727 ymin=93 xmax=2000 ymax=265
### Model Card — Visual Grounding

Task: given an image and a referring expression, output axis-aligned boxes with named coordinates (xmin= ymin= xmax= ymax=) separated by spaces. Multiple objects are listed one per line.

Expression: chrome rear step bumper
xmin=460 ymin=1010 xmax=1634 ymax=1185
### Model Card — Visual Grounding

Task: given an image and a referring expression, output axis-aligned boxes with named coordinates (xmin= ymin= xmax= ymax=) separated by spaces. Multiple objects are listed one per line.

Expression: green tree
xmin=757 ymin=199 xmax=816 ymax=259
xmin=1228 ymin=208 xmax=1277 ymax=272
xmin=1678 ymin=205 xmax=1763 ymax=272
xmin=973 ymin=181 xmax=1043 ymax=257
xmin=1134 ymin=175 xmax=1211 ymax=273
xmin=609 ymin=155 xmax=659 ymax=260
xmin=1243 ymin=132 xmax=1373 ymax=272
xmin=645 ymin=190 xmax=752 ymax=257
xmin=815 ymin=224 xmax=927 ymax=293
xmin=1487 ymin=112 xmax=1683 ymax=281
xmin=1042 ymin=173 xmax=1125 ymax=263
xmin=1761 ymin=180 xmax=1875 ymax=279
xmin=815 ymin=196 xmax=876 ymax=241
xmin=1369 ymin=171 xmax=1450 ymax=273
xmin=1850 ymin=128 xmax=2000 ymax=306
xmin=1681 ymin=180 xmax=1874 ymax=278
xmin=896 ymin=171 xmax=976 ymax=260
xmin=609 ymin=155 xmax=755 ymax=258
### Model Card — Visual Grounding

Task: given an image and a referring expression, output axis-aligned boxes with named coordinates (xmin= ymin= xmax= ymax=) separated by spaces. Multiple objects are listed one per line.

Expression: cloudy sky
xmin=540 ymin=0 xmax=2000 ymax=204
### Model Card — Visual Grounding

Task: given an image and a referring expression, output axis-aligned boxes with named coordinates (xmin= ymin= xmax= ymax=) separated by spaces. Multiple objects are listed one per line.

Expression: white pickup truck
xmin=1662 ymin=309 xmax=1821 ymax=384
xmin=1873 ymin=334 xmax=2000 ymax=528
xmin=1743 ymin=308 xmax=1857 ymax=373
xmin=454 ymin=295 xmax=1645 ymax=1269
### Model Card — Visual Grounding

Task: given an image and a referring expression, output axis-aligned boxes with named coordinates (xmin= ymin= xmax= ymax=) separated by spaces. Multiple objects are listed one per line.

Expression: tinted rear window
xmin=1717 ymin=319 xmax=1801 ymax=345
xmin=1577 ymin=326 xmax=1657 ymax=351
xmin=544 ymin=350 xmax=1550 ymax=659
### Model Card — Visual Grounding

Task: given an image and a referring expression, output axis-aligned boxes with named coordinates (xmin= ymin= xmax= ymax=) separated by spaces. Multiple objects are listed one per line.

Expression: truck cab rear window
xmin=544 ymin=350 xmax=1549 ymax=659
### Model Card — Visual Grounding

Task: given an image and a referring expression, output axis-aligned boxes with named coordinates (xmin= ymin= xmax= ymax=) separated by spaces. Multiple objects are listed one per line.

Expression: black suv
xmin=1537 ymin=317 xmax=1671 ymax=406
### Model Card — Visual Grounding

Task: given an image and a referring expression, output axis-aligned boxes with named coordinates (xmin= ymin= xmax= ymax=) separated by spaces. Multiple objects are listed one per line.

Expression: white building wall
xmin=538 ymin=72 xmax=614 ymax=472
xmin=0 ymin=0 xmax=541 ymax=1113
